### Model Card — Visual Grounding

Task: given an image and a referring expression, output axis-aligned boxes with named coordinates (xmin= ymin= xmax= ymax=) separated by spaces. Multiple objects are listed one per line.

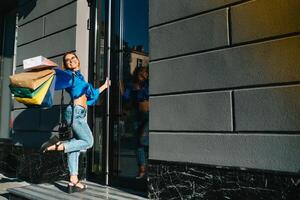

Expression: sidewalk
xmin=1 ymin=173 xmax=148 ymax=200
xmin=0 ymin=174 xmax=29 ymax=199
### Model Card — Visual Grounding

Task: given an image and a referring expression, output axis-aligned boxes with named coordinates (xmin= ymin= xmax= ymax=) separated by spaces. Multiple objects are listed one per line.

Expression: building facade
xmin=0 ymin=0 xmax=299 ymax=199
xmin=148 ymin=0 xmax=300 ymax=199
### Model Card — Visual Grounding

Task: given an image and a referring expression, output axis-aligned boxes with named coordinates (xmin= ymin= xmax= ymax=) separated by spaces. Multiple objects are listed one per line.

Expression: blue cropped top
xmin=55 ymin=69 xmax=100 ymax=106
xmin=123 ymin=81 xmax=149 ymax=102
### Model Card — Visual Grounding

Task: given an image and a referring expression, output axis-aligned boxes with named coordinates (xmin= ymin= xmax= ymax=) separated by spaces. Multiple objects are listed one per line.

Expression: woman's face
xmin=137 ymin=71 xmax=145 ymax=81
xmin=139 ymin=69 xmax=148 ymax=80
xmin=64 ymin=53 xmax=80 ymax=70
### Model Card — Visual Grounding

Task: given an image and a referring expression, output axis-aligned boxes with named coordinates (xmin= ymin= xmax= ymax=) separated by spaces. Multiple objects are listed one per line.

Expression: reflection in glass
xmin=119 ymin=66 xmax=149 ymax=178
xmin=113 ymin=0 xmax=149 ymax=178
xmin=93 ymin=0 xmax=149 ymax=182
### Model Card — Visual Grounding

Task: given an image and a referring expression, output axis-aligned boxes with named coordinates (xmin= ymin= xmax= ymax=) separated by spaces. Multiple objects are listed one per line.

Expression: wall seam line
xmin=18 ymin=0 xmax=77 ymax=27
xmin=150 ymin=32 xmax=300 ymax=63
xmin=149 ymin=0 xmax=252 ymax=30
xmin=150 ymin=82 xmax=300 ymax=97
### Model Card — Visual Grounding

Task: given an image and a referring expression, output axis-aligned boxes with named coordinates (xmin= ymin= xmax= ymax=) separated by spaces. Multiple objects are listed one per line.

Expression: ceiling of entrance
xmin=0 ymin=0 xmax=17 ymax=13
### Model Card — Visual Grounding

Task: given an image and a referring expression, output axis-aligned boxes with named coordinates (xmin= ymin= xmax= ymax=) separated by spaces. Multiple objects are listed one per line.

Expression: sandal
xmin=68 ymin=180 xmax=87 ymax=193
xmin=46 ymin=141 xmax=64 ymax=152
xmin=135 ymin=172 xmax=146 ymax=179
xmin=136 ymin=165 xmax=146 ymax=179
xmin=40 ymin=135 xmax=60 ymax=153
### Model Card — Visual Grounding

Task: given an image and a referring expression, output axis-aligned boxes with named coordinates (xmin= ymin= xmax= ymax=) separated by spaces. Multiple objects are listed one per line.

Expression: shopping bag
xmin=9 ymin=69 xmax=54 ymax=90
xmin=40 ymin=75 xmax=56 ymax=107
xmin=15 ymin=75 xmax=54 ymax=105
xmin=9 ymin=82 xmax=46 ymax=98
xmin=23 ymin=55 xmax=58 ymax=71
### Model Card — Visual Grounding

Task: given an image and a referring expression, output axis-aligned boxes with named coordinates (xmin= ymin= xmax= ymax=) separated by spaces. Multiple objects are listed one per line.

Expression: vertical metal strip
xmin=91 ymin=0 xmax=98 ymax=172
xmin=10 ymin=12 xmax=18 ymax=139
xmin=12 ymin=13 xmax=18 ymax=75
xmin=117 ymin=0 xmax=124 ymax=172
xmin=119 ymin=0 xmax=123 ymax=98
xmin=105 ymin=0 xmax=112 ymax=186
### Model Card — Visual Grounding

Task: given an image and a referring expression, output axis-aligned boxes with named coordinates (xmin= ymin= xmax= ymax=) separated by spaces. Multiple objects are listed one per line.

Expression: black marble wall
xmin=0 ymin=141 xmax=16 ymax=177
xmin=0 ymin=142 xmax=86 ymax=183
xmin=15 ymin=147 xmax=69 ymax=183
xmin=148 ymin=161 xmax=300 ymax=200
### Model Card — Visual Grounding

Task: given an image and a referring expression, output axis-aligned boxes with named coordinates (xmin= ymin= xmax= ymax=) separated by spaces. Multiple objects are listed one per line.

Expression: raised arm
xmin=99 ymin=78 xmax=111 ymax=93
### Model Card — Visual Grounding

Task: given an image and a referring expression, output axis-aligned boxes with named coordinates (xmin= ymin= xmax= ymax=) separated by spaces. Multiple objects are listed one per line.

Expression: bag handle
xmin=59 ymin=73 xmax=74 ymax=126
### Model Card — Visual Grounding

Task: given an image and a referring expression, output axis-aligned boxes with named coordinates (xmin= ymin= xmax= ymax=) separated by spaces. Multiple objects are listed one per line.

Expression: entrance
xmin=87 ymin=0 xmax=149 ymax=191
xmin=0 ymin=7 xmax=16 ymax=139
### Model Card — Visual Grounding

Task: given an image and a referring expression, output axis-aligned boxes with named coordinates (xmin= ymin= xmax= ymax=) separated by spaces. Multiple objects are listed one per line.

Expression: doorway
xmin=88 ymin=0 xmax=149 ymax=191
xmin=0 ymin=8 xmax=16 ymax=139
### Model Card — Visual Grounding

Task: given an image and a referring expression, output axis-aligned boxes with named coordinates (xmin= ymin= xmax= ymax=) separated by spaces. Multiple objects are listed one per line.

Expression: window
xmin=136 ymin=58 xmax=143 ymax=68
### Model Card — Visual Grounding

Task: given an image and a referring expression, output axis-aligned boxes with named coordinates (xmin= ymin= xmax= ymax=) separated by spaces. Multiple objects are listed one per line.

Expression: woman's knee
xmin=86 ymin=137 xmax=94 ymax=149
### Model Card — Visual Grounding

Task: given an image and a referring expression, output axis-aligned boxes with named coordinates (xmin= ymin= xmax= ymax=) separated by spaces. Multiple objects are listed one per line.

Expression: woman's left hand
xmin=99 ymin=78 xmax=111 ymax=93
xmin=105 ymin=78 xmax=111 ymax=88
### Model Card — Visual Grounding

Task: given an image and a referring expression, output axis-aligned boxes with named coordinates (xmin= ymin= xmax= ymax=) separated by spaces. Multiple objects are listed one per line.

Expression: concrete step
xmin=8 ymin=180 xmax=148 ymax=200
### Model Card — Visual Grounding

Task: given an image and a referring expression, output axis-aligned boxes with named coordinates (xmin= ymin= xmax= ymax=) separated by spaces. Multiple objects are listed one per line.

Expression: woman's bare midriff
xmin=138 ymin=101 xmax=149 ymax=113
xmin=74 ymin=95 xmax=87 ymax=109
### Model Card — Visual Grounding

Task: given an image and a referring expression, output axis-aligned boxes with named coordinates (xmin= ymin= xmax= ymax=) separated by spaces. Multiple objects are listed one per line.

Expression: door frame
xmin=87 ymin=0 xmax=148 ymax=191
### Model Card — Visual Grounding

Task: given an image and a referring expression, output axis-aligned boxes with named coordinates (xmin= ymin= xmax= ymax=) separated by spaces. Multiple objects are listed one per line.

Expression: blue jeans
xmin=136 ymin=111 xmax=149 ymax=167
xmin=63 ymin=105 xmax=94 ymax=176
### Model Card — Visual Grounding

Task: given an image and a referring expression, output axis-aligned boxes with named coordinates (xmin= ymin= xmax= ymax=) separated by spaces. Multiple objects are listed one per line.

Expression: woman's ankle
xmin=70 ymin=175 xmax=78 ymax=184
xmin=47 ymin=142 xmax=64 ymax=151
xmin=140 ymin=165 xmax=146 ymax=173
xmin=69 ymin=176 xmax=85 ymax=189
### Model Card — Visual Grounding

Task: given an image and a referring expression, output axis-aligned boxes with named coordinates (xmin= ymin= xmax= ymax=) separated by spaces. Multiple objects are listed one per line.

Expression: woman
xmin=42 ymin=52 xmax=110 ymax=193
xmin=120 ymin=66 xmax=149 ymax=179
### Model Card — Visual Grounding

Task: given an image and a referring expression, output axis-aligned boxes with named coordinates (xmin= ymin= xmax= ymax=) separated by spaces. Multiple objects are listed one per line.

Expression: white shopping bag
xmin=23 ymin=55 xmax=58 ymax=71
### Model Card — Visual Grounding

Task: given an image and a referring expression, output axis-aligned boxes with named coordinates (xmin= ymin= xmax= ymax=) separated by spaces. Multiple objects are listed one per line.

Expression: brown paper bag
xmin=9 ymin=69 xmax=55 ymax=90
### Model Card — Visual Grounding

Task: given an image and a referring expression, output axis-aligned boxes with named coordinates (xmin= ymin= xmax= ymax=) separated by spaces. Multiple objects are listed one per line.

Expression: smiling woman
xmin=63 ymin=54 xmax=80 ymax=70
xmin=41 ymin=52 xmax=111 ymax=193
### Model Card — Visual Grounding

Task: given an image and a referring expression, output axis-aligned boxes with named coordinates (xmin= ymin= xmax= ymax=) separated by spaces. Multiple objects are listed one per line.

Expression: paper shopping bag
xmin=9 ymin=69 xmax=54 ymax=90
xmin=23 ymin=56 xmax=58 ymax=71
xmin=40 ymin=75 xmax=56 ymax=107
xmin=15 ymin=75 xmax=54 ymax=105
xmin=9 ymin=81 xmax=47 ymax=98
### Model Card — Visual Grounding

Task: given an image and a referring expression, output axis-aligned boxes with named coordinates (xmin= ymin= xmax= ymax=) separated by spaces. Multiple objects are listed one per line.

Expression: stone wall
xmin=149 ymin=0 xmax=300 ymax=199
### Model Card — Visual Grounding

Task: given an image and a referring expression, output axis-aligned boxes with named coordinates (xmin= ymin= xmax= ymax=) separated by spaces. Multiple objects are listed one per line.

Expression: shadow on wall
xmin=12 ymin=106 xmax=61 ymax=149
xmin=17 ymin=0 xmax=37 ymax=20
xmin=9 ymin=106 xmax=71 ymax=184
xmin=0 ymin=0 xmax=37 ymax=58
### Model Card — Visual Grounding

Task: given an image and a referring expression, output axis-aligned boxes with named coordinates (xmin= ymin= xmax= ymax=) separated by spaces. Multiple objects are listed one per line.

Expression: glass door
xmin=87 ymin=0 xmax=107 ymax=181
xmin=89 ymin=0 xmax=149 ymax=191
xmin=110 ymin=0 xmax=149 ymax=190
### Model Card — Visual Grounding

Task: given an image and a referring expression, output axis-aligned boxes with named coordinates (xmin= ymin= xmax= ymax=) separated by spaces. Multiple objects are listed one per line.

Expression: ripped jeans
xmin=63 ymin=105 xmax=94 ymax=176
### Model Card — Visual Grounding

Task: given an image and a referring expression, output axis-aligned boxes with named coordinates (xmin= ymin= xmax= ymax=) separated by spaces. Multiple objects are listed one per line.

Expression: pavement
xmin=0 ymin=174 xmax=29 ymax=199
xmin=0 ymin=174 xmax=148 ymax=200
